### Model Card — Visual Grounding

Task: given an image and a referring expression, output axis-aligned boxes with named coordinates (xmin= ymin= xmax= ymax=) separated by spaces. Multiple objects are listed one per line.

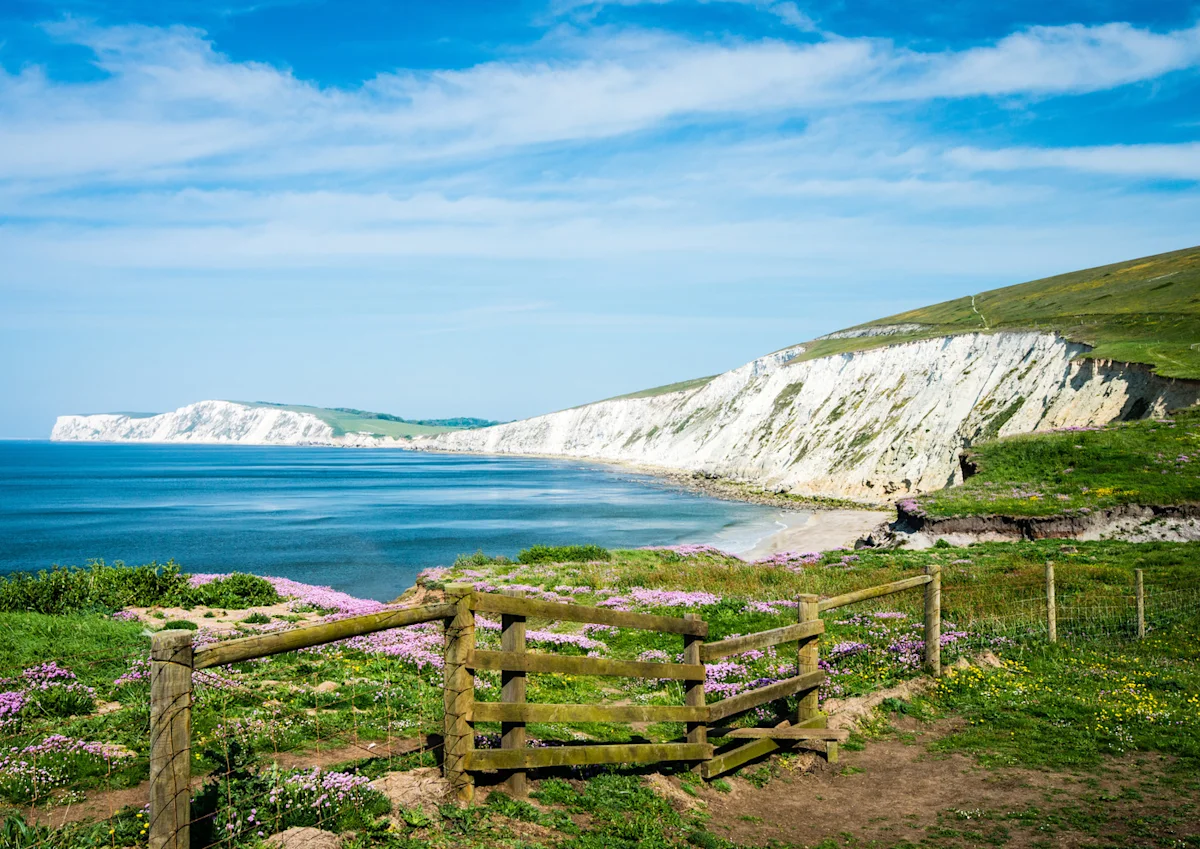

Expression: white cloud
xmin=0 ymin=16 xmax=1196 ymax=301
xmin=2 ymin=19 xmax=1198 ymax=186
xmin=948 ymin=142 xmax=1200 ymax=180
xmin=550 ymin=0 xmax=820 ymax=31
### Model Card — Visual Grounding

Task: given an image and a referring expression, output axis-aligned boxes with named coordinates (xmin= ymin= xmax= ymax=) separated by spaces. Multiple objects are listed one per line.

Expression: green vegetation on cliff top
xmin=915 ymin=408 xmax=1200 ymax=519
xmin=611 ymin=245 xmax=1200 ymax=403
xmin=791 ymin=244 xmax=1200 ymax=379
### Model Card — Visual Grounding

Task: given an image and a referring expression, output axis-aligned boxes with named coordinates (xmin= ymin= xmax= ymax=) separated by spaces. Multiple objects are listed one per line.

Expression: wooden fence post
xmin=796 ymin=595 xmax=820 ymax=725
xmin=500 ymin=589 xmax=528 ymax=796
xmin=683 ymin=612 xmax=707 ymax=768
xmin=149 ymin=630 xmax=193 ymax=849
xmin=1136 ymin=569 xmax=1145 ymax=639
xmin=1046 ymin=561 xmax=1057 ymax=644
xmin=443 ymin=583 xmax=476 ymax=804
xmin=924 ymin=564 xmax=941 ymax=677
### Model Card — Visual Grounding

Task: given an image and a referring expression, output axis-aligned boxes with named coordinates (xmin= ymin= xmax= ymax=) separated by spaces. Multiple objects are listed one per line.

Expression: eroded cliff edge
xmin=415 ymin=331 xmax=1200 ymax=502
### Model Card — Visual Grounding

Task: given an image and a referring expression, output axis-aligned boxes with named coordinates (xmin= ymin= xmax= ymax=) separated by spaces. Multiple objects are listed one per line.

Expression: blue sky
xmin=1 ymin=1 xmax=1198 ymax=437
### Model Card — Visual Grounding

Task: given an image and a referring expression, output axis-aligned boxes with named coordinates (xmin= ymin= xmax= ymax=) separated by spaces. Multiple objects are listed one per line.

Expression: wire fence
xmin=947 ymin=579 xmax=1199 ymax=645
xmin=2 ymin=569 xmax=1196 ymax=847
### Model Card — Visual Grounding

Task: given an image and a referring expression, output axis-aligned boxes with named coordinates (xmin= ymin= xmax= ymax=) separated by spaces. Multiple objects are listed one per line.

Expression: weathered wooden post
xmin=923 ymin=564 xmax=941 ymax=677
xmin=683 ymin=612 xmax=707 ymax=768
xmin=500 ymin=588 xmax=527 ymax=796
xmin=1046 ymin=561 xmax=1057 ymax=644
xmin=796 ymin=594 xmax=820 ymax=725
xmin=442 ymin=583 xmax=476 ymax=803
xmin=149 ymin=630 xmax=193 ymax=849
xmin=1136 ymin=569 xmax=1145 ymax=639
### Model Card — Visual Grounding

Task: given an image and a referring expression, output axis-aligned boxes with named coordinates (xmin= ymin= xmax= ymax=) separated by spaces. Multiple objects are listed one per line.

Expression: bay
xmin=0 ymin=441 xmax=786 ymax=600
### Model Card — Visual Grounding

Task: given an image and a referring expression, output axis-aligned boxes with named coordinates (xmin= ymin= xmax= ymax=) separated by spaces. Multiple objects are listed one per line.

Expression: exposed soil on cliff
xmin=895 ymin=502 xmax=1200 ymax=547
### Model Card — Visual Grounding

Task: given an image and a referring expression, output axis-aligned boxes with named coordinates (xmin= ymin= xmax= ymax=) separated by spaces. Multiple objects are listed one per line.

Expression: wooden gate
xmin=147 ymin=567 xmax=942 ymax=847
xmin=441 ymin=583 xmax=837 ymax=800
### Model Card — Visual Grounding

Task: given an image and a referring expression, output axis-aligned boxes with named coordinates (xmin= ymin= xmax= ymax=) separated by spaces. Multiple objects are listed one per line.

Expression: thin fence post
xmin=1136 ymin=569 xmax=1145 ymax=639
xmin=443 ymin=583 xmax=476 ymax=804
xmin=1046 ymin=561 xmax=1057 ymax=644
xmin=500 ymin=588 xmax=527 ymax=796
xmin=924 ymin=564 xmax=941 ymax=677
xmin=683 ymin=613 xmax=707 ymax=770
xmin=149 ymin=630 xmax=193 ymax=849
xmin=796 ymin=595 xmax=820 ymax=725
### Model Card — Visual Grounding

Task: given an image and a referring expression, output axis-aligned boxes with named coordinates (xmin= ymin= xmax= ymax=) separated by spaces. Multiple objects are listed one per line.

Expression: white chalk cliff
xmin=51 ymin=400 xmax=403 ymax=447
xmin=416 ymin=331 xmax=1200 ymax=501
xmin=52 ymin=333 xmax=1200 ymax=502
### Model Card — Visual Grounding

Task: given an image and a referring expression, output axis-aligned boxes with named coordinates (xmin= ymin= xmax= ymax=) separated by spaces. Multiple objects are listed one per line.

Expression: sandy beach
xmin=740 ymin=509 xmax=892 ymax=559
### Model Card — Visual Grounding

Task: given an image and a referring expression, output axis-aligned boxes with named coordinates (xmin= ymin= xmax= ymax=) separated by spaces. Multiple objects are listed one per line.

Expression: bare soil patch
xmin=694 ymin=718 xmax=1197 ymax=848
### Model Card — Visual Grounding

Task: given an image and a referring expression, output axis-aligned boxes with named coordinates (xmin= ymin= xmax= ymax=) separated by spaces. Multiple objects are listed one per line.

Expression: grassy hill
xmin=789 ymin=245 xmax=1200 ymax=378
xmin=239 ymin=402 xmax=501 ymax=438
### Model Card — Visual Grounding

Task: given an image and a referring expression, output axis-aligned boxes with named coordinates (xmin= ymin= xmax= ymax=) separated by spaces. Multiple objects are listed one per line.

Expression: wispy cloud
xmin=948 ymin=142 xmax=1200 ymax=180
xmin=4 ymin=19 xmax=1199 ymax=185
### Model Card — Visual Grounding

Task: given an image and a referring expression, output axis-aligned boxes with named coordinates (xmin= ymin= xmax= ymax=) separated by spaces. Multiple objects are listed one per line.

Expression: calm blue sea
xmin=0 ymin=442 xmax=783 ymax=600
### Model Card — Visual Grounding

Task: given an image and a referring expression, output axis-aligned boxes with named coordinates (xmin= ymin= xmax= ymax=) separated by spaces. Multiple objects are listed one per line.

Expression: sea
xmin=0 ymin=441 xmax=790 ymax=601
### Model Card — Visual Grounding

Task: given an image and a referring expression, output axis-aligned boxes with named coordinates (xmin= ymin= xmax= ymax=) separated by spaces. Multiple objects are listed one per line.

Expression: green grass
xmin=927 ymin=615 xmax=1200 ymax=771
xmin=599 ymin=375 xmax=718 ymax=403
xmin=787 ymin=244 xmax=1200 ymax=378
xmin=237 ymin=401 xmax=500 ymax=438
xmin=915 ymin=408 xmax=1200 ymax=518
xmin=3 ymin=543 xmax=1198 ymax=847
xmin=0 ymin=611 xmax=148 ymax=688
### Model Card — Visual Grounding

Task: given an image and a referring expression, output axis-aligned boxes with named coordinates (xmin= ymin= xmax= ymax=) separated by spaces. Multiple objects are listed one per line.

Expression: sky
xmin=1 ymin=1 xmax=1199 ymax=437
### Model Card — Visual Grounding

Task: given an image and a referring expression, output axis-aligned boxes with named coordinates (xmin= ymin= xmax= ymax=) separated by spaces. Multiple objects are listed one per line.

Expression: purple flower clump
xmin=628 ymin=588 xmax=721 ymax=608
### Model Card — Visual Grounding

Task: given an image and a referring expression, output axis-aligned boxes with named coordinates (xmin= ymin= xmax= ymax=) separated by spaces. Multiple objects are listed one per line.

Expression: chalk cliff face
xmin=417 ymin=332 xmax=1200 ymax=501
xmin=51 ymin=400 xmax=400 ymax=446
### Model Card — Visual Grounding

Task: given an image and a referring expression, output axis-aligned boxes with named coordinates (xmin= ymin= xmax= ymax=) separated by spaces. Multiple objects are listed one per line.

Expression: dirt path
xmin=689 ymin=717 xmax=1196 ymax=848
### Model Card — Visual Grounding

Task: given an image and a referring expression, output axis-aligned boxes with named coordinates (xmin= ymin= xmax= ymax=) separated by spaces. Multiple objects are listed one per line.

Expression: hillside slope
xmin=419 ymin=247 xmax=1200 ymax=501
xmin=793 ymin=245 xmax=1200 ymax=377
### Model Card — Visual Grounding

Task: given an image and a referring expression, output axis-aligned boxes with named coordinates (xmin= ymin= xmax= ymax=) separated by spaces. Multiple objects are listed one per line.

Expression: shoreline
xmin=29 ymin=439 xmax=897 ymax=559
xmin=734 ymin=508 xmax=893 ymax=559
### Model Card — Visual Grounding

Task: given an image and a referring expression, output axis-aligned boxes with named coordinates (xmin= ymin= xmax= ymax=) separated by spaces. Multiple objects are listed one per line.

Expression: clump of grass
xmin=159 ymin=620 xmax=198 ymax=631
xmin=453 ymin=550 xmax=510 ymax=568
xmin=517 ymin=544 xmax=611 ymax=564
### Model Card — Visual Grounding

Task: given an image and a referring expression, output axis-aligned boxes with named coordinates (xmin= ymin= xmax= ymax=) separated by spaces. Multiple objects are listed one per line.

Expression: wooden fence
xmin=147 ymin=566 xmax=942 ymax=849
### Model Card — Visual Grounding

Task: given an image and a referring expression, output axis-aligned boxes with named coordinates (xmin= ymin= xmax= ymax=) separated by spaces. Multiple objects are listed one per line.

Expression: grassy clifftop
xmin=913 ymin=408 xmax=1200 ymax=519
xmin=791 ymin=245 xmax=1200 ymax=378
xmin=240 ymin=401 xmax=501 ymax=438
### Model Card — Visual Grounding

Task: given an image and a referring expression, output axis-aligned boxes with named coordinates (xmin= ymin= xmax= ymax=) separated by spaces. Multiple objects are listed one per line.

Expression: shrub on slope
xmin=0 ymin=560 xmax=280 ymax=615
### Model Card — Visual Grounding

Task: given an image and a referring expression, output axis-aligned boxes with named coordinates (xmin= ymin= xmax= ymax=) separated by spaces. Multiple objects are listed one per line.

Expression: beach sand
xmin=741 ymin=509 xmax=891 ymax=559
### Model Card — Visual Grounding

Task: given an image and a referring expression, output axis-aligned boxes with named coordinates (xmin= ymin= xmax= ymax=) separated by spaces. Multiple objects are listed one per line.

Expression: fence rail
xmin=147 ymin=570 xmax=944 ymax=849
